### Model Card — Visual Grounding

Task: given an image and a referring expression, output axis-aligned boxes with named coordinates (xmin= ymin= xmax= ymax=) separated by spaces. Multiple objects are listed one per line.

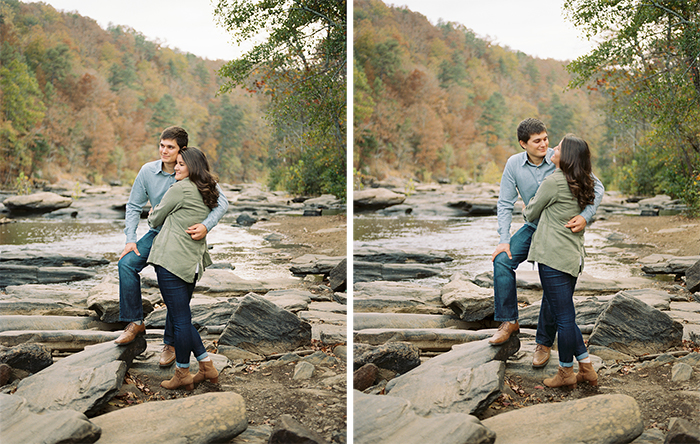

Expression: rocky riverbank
xmin=353 ymin=183 xmax=700 ymax=444
xmin=0 ymin=182 xmax=347 ymax=444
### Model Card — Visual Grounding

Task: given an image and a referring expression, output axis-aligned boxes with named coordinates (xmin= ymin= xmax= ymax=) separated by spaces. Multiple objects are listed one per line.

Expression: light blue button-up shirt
xmin=124 ymin=160 xmax=229 ymax=243
xmin=497 ymin=148 xmax=604 ymax=244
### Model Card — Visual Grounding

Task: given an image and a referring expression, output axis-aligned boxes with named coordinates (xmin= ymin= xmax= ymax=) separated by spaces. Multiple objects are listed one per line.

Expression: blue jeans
xmin=118 ymin=229 xmax=173 ymax=347
xmin=493 ymin=224 xmax=556 ymax=347
xmin=538 ymin=264 xmax=588 ymax=366
xmin=154 ymin=265 xmax=207 ymax=367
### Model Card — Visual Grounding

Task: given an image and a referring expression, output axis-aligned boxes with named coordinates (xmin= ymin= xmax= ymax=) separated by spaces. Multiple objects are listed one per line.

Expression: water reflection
xmin=354 ymin=214 xmax=640 ymax=287
xmin=0 ymin=216 xmax=299 ymax=285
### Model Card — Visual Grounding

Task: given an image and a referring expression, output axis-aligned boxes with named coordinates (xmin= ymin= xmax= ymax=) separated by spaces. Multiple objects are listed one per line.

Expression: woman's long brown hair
xmin=559 ymin=134 xmax=595 ymax=210
xmin=179 ymin=147 xmax=219 ymax=209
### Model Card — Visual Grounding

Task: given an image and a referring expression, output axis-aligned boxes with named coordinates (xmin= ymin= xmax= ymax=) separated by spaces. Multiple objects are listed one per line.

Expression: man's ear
xmin=519 ymin=140 xmax=527 ymax=150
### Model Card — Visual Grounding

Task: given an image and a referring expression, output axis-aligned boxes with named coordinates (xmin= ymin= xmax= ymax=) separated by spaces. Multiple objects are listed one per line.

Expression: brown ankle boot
xmin=576 ymin=361 xmax=598 ymax=386
xmin=193 ymin=360 xmax=219 ymax=384
xmin=544 ymin=365 xmax=576 ymax=389
xmin=161 ymin=366 xmax=194 ymax=390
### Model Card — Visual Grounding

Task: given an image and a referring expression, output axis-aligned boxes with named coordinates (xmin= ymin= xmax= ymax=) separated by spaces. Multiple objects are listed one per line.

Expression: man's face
xmin=520 ymin=131 xmax=549 ymax=163
xmin=159 ymin=138 xmax=180 ymax=165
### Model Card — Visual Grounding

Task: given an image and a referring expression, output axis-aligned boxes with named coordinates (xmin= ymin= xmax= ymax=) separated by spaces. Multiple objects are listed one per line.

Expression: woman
xmin=523 ymin=134 xmax=598 ymax=389
xmin=147 ymin=146 xmax=220 ymax=390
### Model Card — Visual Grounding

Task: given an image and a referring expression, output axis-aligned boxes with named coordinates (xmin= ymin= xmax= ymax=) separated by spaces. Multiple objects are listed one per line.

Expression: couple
xmin=114 ymin=126 xmax=229 ymax=390
xmin=489 ymin=118 xmax=604 ymax=388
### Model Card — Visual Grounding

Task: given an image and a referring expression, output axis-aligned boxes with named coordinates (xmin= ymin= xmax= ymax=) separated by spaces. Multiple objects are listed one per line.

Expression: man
xmin=115 ymin=126 xmax=229 ymax=368
xmin=489 ymin=118 xmax=604 ymax=368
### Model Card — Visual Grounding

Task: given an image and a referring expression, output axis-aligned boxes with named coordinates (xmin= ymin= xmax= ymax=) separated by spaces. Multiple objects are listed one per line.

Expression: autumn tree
xmin=214 ymin=0 xmax=347 ymax=199
xmin=565 ymin=0 xmax=700 ymax=212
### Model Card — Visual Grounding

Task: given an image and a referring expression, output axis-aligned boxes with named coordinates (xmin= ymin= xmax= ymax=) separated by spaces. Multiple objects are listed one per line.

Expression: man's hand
xmin=119 ymin=243 xmax=139 ymax=260
xmin=565 ymin=215 xmax=587 ymax=233
xmin=491 ymin=243 xmax=512 ymax=262
xmin=186 ymin=223 xmax=208 ymax=241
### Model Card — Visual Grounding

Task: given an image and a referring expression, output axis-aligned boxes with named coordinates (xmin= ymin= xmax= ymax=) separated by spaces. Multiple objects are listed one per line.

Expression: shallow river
xmin=0 ymin=215 xmax=295 ymax=288
xmin=353 ymin=214 xmax=643 ymax=288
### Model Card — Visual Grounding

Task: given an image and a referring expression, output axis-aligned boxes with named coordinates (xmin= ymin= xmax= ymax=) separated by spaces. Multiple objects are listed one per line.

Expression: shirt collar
xmin=155 ymin=160 xmax=176 ymax=176
xmin=521 ymin=148 xmax=553 ymax=167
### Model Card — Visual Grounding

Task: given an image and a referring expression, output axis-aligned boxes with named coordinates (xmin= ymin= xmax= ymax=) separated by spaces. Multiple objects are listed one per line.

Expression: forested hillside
xmin=0 ymin=0 xmax=269 ymax=187
xmin=353 ymin=0 xmax=607 ymax=185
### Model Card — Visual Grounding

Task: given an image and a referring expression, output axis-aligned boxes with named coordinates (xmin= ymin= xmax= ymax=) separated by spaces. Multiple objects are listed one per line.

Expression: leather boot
xmin=159 ymin=345 xmax=176 ymax=367
xmin=488 ymin=321 xmax=519 ymax=345
xmin=544 ymin=366 xmax=576 ymax=389
xmin=193 ymin=360 xmax=219 ymax=384
xmin=161 ymin=366 xmax=194 ymax=390
xmin=532 ymin=344 xmax=551 ymax=368
xmin=115 ymin=322 xmax=145 ymax=345
xmin=576 ymin=361 xmax=598 ymax=386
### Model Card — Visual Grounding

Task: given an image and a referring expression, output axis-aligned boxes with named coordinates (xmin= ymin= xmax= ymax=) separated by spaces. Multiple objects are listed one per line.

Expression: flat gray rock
xmin=353 ymin=281 xmax=442 ymax=303
xmin=353 ymin=391 xmax=495 ymax=444
xmin=14 ymin=337 xmax=146 ymax=415
xmin=92 ymin=392 xmax=247 ymax=444
xmin=0 ymin=394 xmax=100 ymax=444
xmin=3 ymin=284 xmax=88 ymax=306
xmin=482 ymin=394 xmax=643 ymax=444
xmin=353 ymin=328 xmax=495 ymax=351
xmin=0 ymin=330 xmax=121 ymax=351
xmin=0 ymin=315 xmax=108 ymax=333
xmin=353 ymin=313 xmax=470 ymax=330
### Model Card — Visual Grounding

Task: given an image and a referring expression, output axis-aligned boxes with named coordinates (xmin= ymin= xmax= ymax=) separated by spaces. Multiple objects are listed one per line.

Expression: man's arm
xmin=567 ymin=174 xmax=605 ymax=232
xmin=492 ymin=160 xmax=519 ymax=261
xmin=187 ymin=184 xmax=229 ymax=240
xmin=119 ymin=169 xmax=149 ymax=259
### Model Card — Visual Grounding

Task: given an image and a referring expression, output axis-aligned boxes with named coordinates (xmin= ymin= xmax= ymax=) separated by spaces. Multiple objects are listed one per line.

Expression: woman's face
xmin=552 ymin=142 xmax=561 ymax=168
xmin=174 ymin=154 xmax=189 ymax=180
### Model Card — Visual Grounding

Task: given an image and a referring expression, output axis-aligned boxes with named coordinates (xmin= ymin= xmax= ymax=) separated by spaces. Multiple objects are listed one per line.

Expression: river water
xmin=353 ymin=214 xmax=642 ymax=288
xmin=0 ymin=216 xmax=295 ymax=288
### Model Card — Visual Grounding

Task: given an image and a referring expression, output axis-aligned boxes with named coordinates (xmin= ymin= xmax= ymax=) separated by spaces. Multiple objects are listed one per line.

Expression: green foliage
xmin=149 ymin=94 xmax=178 ymax=134
xmin=564 ymin=0 xmax=700 ymax=212
xmin=215 ymin=0 xmax=347 ymax=200
xmin=14 ymin=172 xmax=32 ymax=195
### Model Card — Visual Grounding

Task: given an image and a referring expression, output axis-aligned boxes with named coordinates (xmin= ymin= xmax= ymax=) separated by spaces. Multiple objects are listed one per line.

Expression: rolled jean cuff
xmin=576 ymin=351 xmax=590 ymax=361
xmin=196 ymin=352 xmax=209 ymax=361
xmin=176 ymin=362 xmax=190 ymax=369
xmin=559 ymin=361 xmax=574 ymax=368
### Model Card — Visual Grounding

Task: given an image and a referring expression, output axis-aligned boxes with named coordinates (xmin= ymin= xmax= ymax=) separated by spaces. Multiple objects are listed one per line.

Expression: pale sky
xmin=24 ymin=0 xmax=249 ymax=60
xmin=390 ymin=0 xmax=599 ymax=61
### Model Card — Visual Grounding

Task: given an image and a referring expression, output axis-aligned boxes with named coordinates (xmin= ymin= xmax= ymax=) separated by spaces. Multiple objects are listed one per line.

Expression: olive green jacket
xmin=523 ymin=169 xmax=586 ymax=277
xmin=147 ymin=178 xmax=212 ymax=283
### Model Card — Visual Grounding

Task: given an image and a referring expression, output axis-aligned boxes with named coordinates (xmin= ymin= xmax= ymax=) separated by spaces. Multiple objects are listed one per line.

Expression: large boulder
xmin=353 ymin=391 xmax=495 ymax=444
xmin=353 ymin=342 xmax=421 ymax=374
xmin=588 ymin=293 xmax=684 ymax=356
xmin=481 ymin=394 xmax=643 ymax=444
xmin=354 ymin=188 xmax=406 ymax=212
xmin=441 ymin=273 xmax=494 ymax=322
xmin=0 ymin=343 xmax=53 ymax=374
xmin=92 ymin=392 xmax=247 ymax=444
xmin=2 ymin=192 xmax=72 ymax=214
xmin=218 ymin=293 xmax=312 ymax=356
